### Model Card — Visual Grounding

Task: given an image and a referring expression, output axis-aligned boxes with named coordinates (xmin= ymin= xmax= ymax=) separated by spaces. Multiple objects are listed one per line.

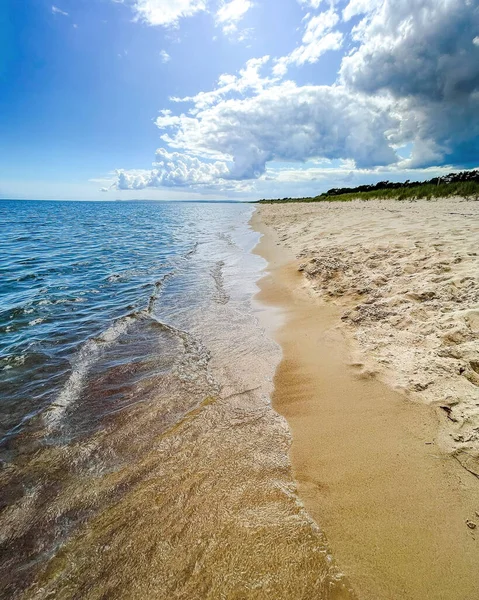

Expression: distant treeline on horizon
xmin=258 ymin=170 xmax=479 ymax=203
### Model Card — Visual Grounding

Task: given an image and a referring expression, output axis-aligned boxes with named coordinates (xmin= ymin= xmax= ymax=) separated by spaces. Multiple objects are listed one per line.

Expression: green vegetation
xmin=257 ymin=170 xmax=479 ymax=203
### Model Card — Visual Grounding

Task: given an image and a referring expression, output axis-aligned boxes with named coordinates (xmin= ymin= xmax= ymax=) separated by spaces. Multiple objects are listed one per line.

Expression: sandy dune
xmin=258 ymin=197 xmax=479 ymax=476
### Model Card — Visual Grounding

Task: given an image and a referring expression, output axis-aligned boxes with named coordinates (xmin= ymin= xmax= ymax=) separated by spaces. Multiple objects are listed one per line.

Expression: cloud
xmin=342 ymin=0 xmax=381 ymax=21
xmin=215 ymin=0 xmax=252 ymax=36
xmin=113 ymin=65 xmax=398 ymax=194
xmin=115 ymin=64 xmax=400 ymax=192
xmin=113 ymin=0 xmax=479 ymax=194
xmin=116 ymin=148 xmax=230 ymax=189
xmin=131 ymin=0 xmax=207 ymax=27
xmin=341 ymin=0 xmax=479 ymax=102
xmin=52 ymin=5 xmax=69 ymax=16
xmin=340 ymin=0 xmax=479 ymax=167
xmin=160 ymin=49 xmax=171 ymax=63
xmin=121 ymin=0 xmax=252 ymax=38
xmin=170 ymin=56 xmax=277 ymax=111
xmin=159 ymin=80 xmax=398 ymax=178
xmin=273 ymin=9 xmax=343 ymax=76
xmin=297 ymin=0 xmax=326 ymax=9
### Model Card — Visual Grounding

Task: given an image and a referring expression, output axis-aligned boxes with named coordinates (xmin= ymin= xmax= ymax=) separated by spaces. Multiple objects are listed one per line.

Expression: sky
xmin=0 ymin=0 xmax=478 ymax=201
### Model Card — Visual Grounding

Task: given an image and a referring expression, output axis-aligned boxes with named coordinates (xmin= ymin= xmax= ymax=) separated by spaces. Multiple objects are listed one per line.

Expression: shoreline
xmin=251 ymin=201 xmax=479 ymax=600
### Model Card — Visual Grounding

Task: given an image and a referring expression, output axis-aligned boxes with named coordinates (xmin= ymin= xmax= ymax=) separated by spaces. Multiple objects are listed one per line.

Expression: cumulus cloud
xmin=342 ymin=0 xmax=479 ymax=102
xmin=116 ymin=148 xmax=230 ymax=190
xmin=131 ymin=0 xmax=207 ymax=27
xmin=215 ymin=0 xmax=252 ymax=36
xmin=157 ymin=80 xmax=398 ymax=178
xmin=273 ymin=9 xmax=343 ymax=76
xmin=341 ymin=0 xmax=479 ymax=167
xmin=115 ymin=69 xmax=399 ymax=192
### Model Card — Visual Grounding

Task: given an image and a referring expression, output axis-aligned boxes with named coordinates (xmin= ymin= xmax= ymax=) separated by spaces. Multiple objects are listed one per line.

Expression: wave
xmin=43 ymin=269 xmax=180 ymax=431
xmin=184 ymin=242 xmax=199 ymax=259
xmin=211 ymin=261 xmax=230 ymax=305
xmin=147 ymin=272 xmax=174 ymax=314
xmin=217 ymin=231 xmax=237 ymax=248
xmin=43 ymin=313 xmax=138 ymax=430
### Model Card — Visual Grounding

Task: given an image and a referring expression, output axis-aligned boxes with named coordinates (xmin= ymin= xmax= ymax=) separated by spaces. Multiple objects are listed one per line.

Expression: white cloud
xmin=273 ymin=9 xmax=343 ymax=76
xmin=52 ymin=5 xmax=69 ymax=16
xmin=116 ymin=148 xmax=230 ymax=189
xmin=215 ymin=0 xmax=252 ymax=36
xmin=298 ymin=0 xmax=326 ymax=9
xmin=160 ymin=49 xmax=171 ymax=63
xmin=158 ymin=78 xmax=398 ymax=178
xmin=342 ymin=0 xmax=381 ymax=21
xmin=115 ymin=61 xmax=400 ymax=192
xmin=131 ymin=0 xmax=207 ymax=27
xmin=170 ymin=56 xmax=276 ymax=112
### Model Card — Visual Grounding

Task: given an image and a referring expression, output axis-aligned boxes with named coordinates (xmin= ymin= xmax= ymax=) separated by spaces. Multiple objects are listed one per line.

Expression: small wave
xmin=211 ymin=261 xmax=230 ymax=305
xmin=16 ymin=273 xmax=39 ymax=282
xmin=1 ymin=353 xmax=26 ymax=371
xmin=107 ymin=265 xmax=167 ymax=284
xmin=28 ymin=318 xmax=45 ymax=326
xmin=184 ymin=242 xmax=199 ymax=259
xmin=0 ymin=305 xmax=30 ymax=320
xmin=147 ymin=272 xmax=174 ymax=314
xmin=37 ymin=297 xmax=85 ymax=306
xmin=148 ymin=316 xmax=216 ymax=391
xmin=217 ymin=232 xmax=237 ymax=248
xmin=42 ymin=269 xmax=175 ymax=430
xmin=44 ymin=314 xmax=138 ymax=430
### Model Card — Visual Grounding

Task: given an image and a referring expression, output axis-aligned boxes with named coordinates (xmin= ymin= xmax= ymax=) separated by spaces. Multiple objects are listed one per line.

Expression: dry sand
xmin=252 ymin=197 xmax=479 ymax=600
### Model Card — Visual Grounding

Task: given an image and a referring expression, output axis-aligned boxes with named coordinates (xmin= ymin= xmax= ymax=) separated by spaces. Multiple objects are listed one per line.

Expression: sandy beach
xmin=252 ymin=197 xmax=479 ymax=600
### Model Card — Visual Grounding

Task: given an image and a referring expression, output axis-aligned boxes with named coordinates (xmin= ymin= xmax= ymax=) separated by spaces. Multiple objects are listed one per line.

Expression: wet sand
xmin=252 ymin=207 xmax=479 ymax=600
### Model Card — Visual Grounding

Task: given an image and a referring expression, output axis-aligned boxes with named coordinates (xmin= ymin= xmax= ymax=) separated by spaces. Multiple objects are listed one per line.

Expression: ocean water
xmin=0 ymin=200 xmax=354 ymax=599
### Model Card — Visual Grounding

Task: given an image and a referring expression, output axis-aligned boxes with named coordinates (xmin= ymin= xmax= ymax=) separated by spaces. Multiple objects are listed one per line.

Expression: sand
xmin=252 ymin=197 xmax=479 ymax=600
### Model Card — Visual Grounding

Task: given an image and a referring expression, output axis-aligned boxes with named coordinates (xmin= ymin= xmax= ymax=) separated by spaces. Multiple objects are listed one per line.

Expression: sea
xmin=0 ymin=199 xmax=353 ymax=599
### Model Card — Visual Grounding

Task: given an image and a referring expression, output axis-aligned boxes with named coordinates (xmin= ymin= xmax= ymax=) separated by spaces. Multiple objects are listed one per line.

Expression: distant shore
xmin=252 ymin=197 xmax=479 ymax=599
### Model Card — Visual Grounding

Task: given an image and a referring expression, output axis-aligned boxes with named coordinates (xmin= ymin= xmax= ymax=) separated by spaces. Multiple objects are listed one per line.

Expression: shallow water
xmin=0 ymin=200 xmax=353 ymax=599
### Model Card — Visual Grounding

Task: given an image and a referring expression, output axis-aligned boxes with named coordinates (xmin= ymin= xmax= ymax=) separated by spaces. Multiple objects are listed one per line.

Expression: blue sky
xmin=1 ymin=0 xmax=478 ymax=200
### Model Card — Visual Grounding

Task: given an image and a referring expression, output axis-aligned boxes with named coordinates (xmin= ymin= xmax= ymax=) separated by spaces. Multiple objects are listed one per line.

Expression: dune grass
xmin=257 ymin=178 xmax=479 ymax=204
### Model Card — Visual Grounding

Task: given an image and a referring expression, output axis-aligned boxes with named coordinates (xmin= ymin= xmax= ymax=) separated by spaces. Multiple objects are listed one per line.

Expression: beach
xmin=253 ymin=197 xmax=479 ymax=600
xmin=1 ymin=197 xmax=478 ymax=599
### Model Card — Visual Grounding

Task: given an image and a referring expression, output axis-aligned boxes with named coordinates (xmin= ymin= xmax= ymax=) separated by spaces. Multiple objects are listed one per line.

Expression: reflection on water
xmin=0 ymin=200 xmax=355 ymax=599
